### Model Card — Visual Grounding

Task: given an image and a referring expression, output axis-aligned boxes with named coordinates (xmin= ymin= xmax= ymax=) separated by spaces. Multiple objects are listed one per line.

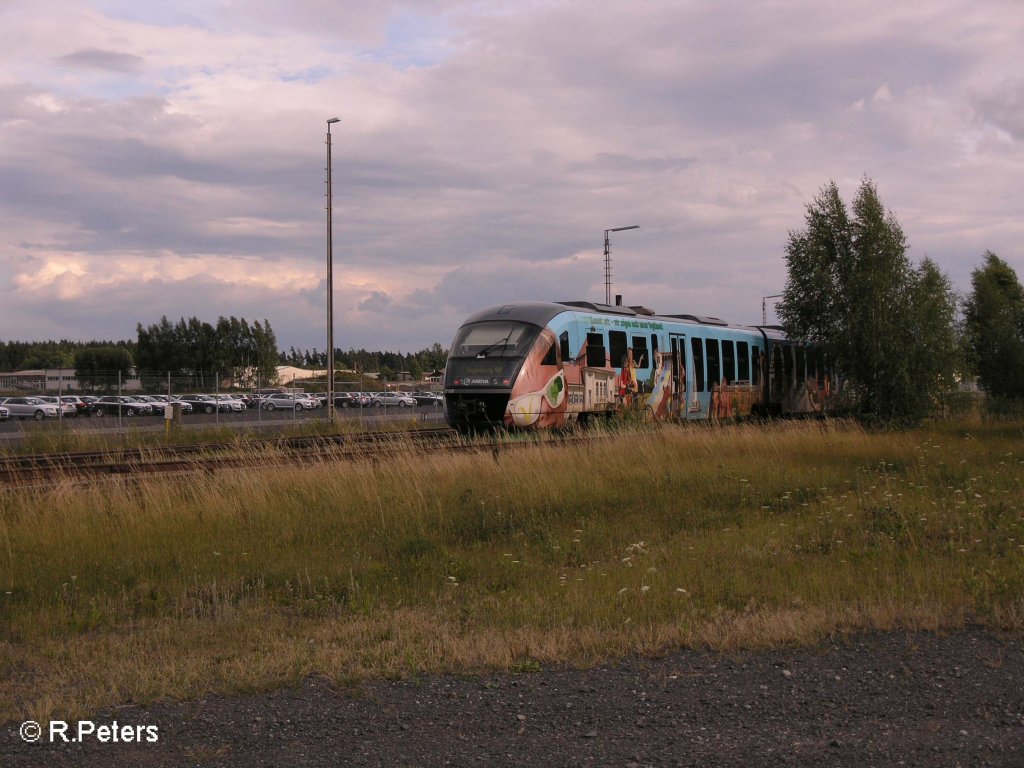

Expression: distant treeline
xmin=278 ymin=344 xmax=449 ymax=381
xmin=0 ymin=339 xmax=135 ymax=371
xmin=135 ymin=316 xmax=279 ymax=387
xmin=2 ymin=320 xmax=449 ymax=384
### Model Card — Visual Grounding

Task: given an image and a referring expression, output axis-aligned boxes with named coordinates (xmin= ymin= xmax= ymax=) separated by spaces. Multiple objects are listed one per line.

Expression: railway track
xmin=0 ymin=427 xmax=603 ymax=486
xmin=0 ymin=427 xmax=462 ymax=486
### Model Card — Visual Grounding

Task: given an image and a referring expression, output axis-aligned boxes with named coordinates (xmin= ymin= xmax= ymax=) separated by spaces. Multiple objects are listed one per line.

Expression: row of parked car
xmin=0 ymin=391 xmax=446 ymax=420
xmin=260 ymin=391 xmax=444 ymax=410
xmin=0 ymin=394 xmax=201 ymax=419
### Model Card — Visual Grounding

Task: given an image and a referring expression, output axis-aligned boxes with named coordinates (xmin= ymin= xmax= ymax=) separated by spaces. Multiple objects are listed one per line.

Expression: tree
xmin=74 ymin=346 xmax=134 ymax=389
xmin=134 ymin=315 xmax=278 ymax=387
xmin=779 ymin=178 xmax=958 ymax=421
xmin=963 ymin=252 xmax=1024 ymax=399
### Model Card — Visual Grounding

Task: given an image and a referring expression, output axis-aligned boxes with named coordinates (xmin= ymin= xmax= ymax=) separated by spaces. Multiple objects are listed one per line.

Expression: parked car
xmin=58 ymin=395 xmax=99 ymax=416
xmin=134 ymin=395 xmax=191 ymax=416
xmin=295 ymin=393 xmax=321 ymax=410
xmin=261 ymin=393 xmax=319 ymax=411
xmin=78 ymin=396 xmax=103 ymax=415
xmin=371 ymin=392 xmax=416 ymax=408
xmin=178 ymin=394 xmax=231 ymax=414
xmin=1 ymin=397 xmax=60 ymax=420
xmin=213 ymin=395 xmax=247 ymax=412
xmin=0 ymin=404 xmax=9 ymax=421
xmin=261 ymin=393 xmax=302 ymax=411
xmin=37 ymin=396 xmax=78 ymax=418
xmin=148 ymin=395 xmax=194 ymax=414
xmin=333 ymin=392 xmax=370 ymax=408
xmin=95 ymin=396 xmax=153 ymax=416
xmin=409 ymin=391 xmax=444 ymax=406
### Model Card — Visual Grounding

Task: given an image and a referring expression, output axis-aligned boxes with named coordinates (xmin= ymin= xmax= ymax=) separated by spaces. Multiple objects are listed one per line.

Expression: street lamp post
xmin=762 ymin=294 xmax=783 ymax=325
xmin=326 ymin=117 xmax=340 ymax=425
xmin=603 ymin=225 xmax=639 ymax=305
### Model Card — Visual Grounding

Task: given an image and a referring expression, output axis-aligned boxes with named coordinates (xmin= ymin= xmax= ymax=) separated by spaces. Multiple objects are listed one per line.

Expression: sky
xmin=1 ymin=0 xmax=1022 ymax=355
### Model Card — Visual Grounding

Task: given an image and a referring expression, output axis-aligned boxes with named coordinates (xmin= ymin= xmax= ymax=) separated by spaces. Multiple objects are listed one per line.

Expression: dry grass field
xmin=1 ymin=417 xmax=1022 ymax=723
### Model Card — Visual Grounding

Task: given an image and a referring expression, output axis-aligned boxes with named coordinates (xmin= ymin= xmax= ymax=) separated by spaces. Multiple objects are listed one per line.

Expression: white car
xmin=1 ymin=396 xmax=60 ymax=420
xmin=261 ymin=393 xmax=317 ymax=411
xmin=371 ymin=392 xmax=417 ymax=408
xmin=0 ymin=404 xmax=9 ymax=420
xmin=213 ymin=395 xmax=247 ymax=412
xmin=38 ymin=396 xmax=80 ymax=417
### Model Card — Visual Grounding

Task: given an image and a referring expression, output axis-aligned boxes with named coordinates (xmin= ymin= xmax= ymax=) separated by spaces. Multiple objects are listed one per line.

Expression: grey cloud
xmin=570 ymin=153 xmax=697 ymax=175
xmin=973 ymin=80 xmax=1024 ymax=140
xmin=1 ymin=1 xmax=1020 ymax=354
xmin=58 ymin=48 xmax=145 ymax=73
xmin=358 ymin=290 xmax=393 ymax=312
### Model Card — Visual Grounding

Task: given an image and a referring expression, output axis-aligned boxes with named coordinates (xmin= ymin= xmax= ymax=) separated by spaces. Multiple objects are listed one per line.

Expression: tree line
xmin=2 ymin=319 xmax=450 ymax=387
xmin=278 ymin=344 xmax=449 ymax=382
xmin=135 ymin=316 xmax=279 ymax=387
xmin=0 ymin=339 xmax=134 ymax=372
xmin=779 ymin=177 xmax=1024 ymax=421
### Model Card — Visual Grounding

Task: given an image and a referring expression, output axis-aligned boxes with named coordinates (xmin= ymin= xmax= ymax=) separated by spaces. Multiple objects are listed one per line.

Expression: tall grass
xmin=4 ymin=414 xmax=435 ymax=455
xmin=1 ymin=419 xmax=1022 ymax=722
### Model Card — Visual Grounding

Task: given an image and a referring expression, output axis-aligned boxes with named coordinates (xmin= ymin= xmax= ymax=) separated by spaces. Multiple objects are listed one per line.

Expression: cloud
xmin=0 ymin=0 xmax=1022 ymax=354
xmin=58 ymin=48 xmax=146 ymax=73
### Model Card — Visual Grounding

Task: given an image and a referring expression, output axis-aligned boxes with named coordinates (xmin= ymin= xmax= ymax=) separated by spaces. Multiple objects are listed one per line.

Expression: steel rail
xmin=0 ymin=428 xmax=455 ymax=485
xmin=0 ymin=427 xmax=605 ymax=487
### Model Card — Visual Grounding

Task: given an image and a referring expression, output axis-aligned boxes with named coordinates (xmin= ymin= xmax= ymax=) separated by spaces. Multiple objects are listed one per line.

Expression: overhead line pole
xmin=603 ymin=225 xmax=639 ymax=305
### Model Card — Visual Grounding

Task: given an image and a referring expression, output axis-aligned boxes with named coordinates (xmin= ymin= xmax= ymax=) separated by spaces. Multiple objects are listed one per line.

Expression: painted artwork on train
xmin=444 ymin=301 xmax=839 ymax=431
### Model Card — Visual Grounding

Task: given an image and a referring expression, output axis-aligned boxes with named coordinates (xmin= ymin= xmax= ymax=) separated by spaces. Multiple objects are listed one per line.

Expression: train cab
xmin=444 ymin=303 xmax=566 ymax=430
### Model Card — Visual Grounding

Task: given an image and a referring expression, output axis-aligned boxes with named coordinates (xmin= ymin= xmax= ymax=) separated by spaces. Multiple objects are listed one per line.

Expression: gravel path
xmin=3 ymin=628 xmax=1022 ymax=767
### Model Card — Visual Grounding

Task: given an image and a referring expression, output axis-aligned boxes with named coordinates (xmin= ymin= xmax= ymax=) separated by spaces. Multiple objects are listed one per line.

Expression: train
xmin=443 ymin=299 xmax=838 ymax=431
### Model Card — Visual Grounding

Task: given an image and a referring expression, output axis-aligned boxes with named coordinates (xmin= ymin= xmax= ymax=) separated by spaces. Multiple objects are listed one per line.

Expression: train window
xmin=691 ymin=337 xmax=705 ymax=392
xmin=782 ymin=344 xmax=794 ymax=389
xmin=631 ymin=336 xmax=649 ymax=368
xmin=772 ymin=345 xmax=784 ymax=396
xmin=705 ymin=338 xmax=721 ymax=389
xmin=737 ymin=341 xmax=749 ymax=381
xmin=752 ymin=346 xmax=761 ymax=385
xmin=559 ymin=331 xmax=571 ymax=363
xmin=722 ymin=340 xmax=735 ymax=384
xmin=541 ymin=339 xmax=557 ymax=366
xmin=451 ymin=321 xmax=539 ymax=358
xmin=609 ymin=330 xmax=628 ymax=368
xmin=796 ymin=346 xmax=806 ymax=382
xmin=651 ymin=334 xmax=659 ymax=356
xmin=815 ymin=349 xmax=826 ymax=386
xmin=586 ymin=332 xmax=606 ymax=367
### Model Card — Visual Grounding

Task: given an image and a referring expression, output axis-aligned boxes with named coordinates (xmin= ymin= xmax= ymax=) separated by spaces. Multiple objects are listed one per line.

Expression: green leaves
xmin=780 ymin=178 xmax=958 ymax=422
xmin=964 ymin=252 xmax=1024 ymax=399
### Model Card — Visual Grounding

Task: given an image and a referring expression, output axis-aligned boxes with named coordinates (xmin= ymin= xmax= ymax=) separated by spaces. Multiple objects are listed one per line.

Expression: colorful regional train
xmin=443 ymin=300 xmax=837 ymax=431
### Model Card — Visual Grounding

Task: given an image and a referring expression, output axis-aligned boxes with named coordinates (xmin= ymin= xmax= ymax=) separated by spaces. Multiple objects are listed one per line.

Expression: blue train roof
xmin=461 ymin=300 xmax=755 ymax=331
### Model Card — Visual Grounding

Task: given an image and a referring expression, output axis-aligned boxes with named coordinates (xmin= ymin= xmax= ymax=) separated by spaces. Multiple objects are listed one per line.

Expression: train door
xmin=669 ymin=333 xmax=687 ymax=419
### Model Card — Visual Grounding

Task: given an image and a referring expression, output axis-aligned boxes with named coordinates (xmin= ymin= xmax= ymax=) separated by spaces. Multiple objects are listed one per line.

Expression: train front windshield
xmin=445 ymin=321 xmax=540 ymax=388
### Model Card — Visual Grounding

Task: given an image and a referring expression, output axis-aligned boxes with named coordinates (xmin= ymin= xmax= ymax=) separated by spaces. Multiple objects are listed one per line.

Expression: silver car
xmin=261 ymin=393 xmax=316 ymax=411
xmin=38 ymin=396 xmax=78 ymax=417
xmin=213 ymin=395 xmax=247 ymax=412
xmin=371 ymin=392 xmax=416 ymax=408
xmin=1 ymin=397 xmax=60 ymax=420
